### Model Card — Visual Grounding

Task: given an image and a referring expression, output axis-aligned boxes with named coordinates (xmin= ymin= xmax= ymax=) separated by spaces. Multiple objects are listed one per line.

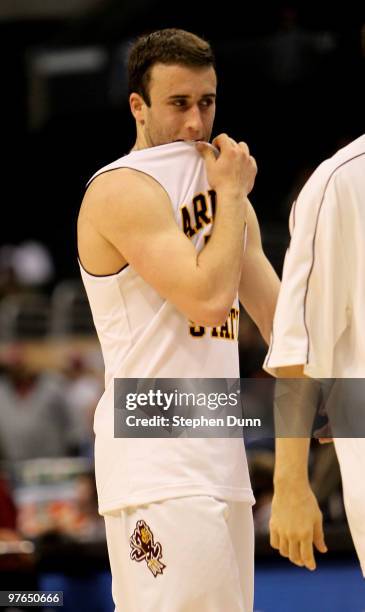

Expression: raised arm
xmin=78 ymin=135 xmax=257 ymax=327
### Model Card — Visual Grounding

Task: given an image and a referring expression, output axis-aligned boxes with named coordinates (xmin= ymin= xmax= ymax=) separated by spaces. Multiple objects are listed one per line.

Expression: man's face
xmin=141 ymin=63 xmax=217 ymax=146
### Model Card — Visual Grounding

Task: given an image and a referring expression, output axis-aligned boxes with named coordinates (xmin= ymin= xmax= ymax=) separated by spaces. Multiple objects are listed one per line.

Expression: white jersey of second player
xmin=80 ymin=141 xmax=254 ymax=514
xmin=265 ymin=134 xmax=365 ymax=378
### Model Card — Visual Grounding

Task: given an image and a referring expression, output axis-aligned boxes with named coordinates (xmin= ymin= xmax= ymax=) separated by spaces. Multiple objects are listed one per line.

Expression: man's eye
xmin=200 ymin=99 xmax=213 ymax=107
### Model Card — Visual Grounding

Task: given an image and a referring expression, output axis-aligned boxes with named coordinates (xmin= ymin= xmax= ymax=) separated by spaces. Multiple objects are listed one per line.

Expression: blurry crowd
xmin=0 ymin=347 xmax=101 ymax=464
xmin=0 ymin=339 xmax=105 ymax=607
xmin=0 ymin=346 xmax=103 ymax=525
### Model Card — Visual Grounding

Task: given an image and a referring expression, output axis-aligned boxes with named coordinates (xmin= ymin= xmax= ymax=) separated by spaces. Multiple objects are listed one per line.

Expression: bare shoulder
xmin=86 ymin=166 xmax=160 ymax=196
xmin=77 ymin=168 xmax=173 ymax=275
xmin=80 ymin=167 xmax=170 ymax=225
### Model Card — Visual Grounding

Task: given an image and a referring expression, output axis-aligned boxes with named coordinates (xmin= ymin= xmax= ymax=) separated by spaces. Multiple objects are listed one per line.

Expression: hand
xmin=270 ymin=485 xmax=327 ymax=570
xmin=196 ymin=133 xmax=257 ymax=197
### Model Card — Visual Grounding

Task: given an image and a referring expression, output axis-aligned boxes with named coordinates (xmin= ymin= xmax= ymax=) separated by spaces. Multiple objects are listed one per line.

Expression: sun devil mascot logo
xmin=130 ymin=519 xmax=166 ymax=577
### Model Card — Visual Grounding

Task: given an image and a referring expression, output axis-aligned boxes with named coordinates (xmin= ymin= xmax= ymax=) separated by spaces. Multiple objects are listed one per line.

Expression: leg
xmin=225 ymin=501 xmax=255 ymax=612
xmin=104 ymin=496 xmax=254 ymax=611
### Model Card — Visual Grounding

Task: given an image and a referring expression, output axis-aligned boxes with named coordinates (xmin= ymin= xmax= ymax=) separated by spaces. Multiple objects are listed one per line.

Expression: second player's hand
xmin=269 ymin=485 xmax=328 ymax=571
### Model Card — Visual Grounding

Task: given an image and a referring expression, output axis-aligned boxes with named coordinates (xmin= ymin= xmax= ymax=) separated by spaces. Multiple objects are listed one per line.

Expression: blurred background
xmin=0 ymin=1 xmax=364 ymax=610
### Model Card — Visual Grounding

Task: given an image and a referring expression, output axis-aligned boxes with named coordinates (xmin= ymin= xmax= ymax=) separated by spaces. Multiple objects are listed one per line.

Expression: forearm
xmin=274 ymin=437 xmax=311 ymax=490
xmin=194 ymin=188 xmax=247 ymax=312
xmin=240 ymin=254 xmax=280 ymax=345
xmin=254 ymin=265 xmax=280 ymax=344
xmin=273 ymin=372 xmax=321 ymax=491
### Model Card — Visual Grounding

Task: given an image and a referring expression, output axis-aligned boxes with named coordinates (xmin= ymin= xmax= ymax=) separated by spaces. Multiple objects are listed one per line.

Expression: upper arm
xmin=264 ymin=174 xmax=349 ymax=377
xmin=275 ymin=365 xmax=305 ymax=378
xmin=239 ymin=203 xmax=280 ymax=344
xmin=80 ymin=170 xmax=212 ymax=323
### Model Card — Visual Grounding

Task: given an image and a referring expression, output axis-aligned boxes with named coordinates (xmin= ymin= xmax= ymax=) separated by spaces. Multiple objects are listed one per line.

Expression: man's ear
xmin=130 ymin=93 xmax=146 ymax=125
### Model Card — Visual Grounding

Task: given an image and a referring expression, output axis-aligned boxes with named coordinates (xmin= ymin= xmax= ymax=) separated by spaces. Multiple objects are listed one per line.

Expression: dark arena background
xmin=1 ymin=2 xmax=364 ymax=611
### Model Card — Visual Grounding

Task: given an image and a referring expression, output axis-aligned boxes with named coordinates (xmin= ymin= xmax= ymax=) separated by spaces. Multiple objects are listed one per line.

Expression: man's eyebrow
xmin=166 ymin=93 xmax=216 ymax=100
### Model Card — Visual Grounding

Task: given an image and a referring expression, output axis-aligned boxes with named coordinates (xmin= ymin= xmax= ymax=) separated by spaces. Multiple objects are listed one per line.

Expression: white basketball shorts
xmin=104 ymin=495 xmax=254 ymax=611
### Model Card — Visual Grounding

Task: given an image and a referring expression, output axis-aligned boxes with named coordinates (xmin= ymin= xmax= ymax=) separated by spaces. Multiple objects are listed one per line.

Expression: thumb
xmin=313 ymin=519 xmax=328 ymax=553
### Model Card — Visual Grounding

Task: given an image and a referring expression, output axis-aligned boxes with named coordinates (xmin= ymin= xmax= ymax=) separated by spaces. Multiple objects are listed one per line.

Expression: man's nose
xmin=184 ymin=106 xmax=204 ymax=134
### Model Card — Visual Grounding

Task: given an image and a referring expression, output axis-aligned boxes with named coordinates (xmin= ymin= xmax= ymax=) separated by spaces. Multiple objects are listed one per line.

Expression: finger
xmin=211 ymin=133 xmax=228 ymax=149
xmin=289 ymin=539 xmax=303 ymax=567
xmin=195 ymin=141 xmax=217 ymax=162
xmin=211 ymin=133 xmax=236 ymax=150
xmin=237 ymin=141 xmax=250 ymax=156
xmin=279 ymin=536 xmax=289 ymax=559
xmin=248 ymin=155 xmax=258 ymax=176
xmin=318 ymin=438 xmax=333 ymax=444
xmin=300 ymin=538 xmax=316 ymax=571
xmin=313 ymin=519 xmax=328 ymax=553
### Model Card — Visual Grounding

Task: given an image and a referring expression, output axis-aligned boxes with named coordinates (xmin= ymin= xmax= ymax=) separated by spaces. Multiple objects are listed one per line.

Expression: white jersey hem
xmin=99 ymin=484 xmax=255 ymax=515
xmin=264 ymin=353 xmax=307 ymax=375
xmin=264 ymin=354 xmax=333 ymax=378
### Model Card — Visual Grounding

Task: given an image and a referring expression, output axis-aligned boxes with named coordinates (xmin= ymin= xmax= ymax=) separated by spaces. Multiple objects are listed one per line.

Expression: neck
xmin=131 ymin=127 xmax=152 ymax=151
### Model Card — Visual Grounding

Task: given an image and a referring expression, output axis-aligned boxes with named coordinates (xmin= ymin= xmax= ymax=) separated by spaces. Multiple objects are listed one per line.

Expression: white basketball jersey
xmin=80 ymin=141 xmax=254 ymax=514
xmin=265 ymin=134 xmax=365 ymax=378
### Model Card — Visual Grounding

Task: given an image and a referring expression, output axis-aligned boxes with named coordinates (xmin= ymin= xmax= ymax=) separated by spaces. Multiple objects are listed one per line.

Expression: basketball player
xmin=78 ymin=29 xmax=279 ymax=611
xmin=264 ymin=134 xmax=365 ymax=574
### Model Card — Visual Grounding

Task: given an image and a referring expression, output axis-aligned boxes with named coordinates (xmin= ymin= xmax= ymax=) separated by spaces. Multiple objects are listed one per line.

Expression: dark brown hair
xmin=128 ymin=28 xmax=215 ymax=106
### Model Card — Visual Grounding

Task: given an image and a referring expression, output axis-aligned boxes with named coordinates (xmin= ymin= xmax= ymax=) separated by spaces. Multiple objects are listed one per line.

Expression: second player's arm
xmin=236 ymin=205 xmax=326 ymax=568
xmin=270 ymin=365 xmax=327 ymax=570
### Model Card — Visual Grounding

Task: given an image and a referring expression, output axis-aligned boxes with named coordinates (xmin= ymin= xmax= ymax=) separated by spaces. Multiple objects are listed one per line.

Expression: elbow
xmin=187 ymin=297 xmax=233 ymax=328
xmin=207 ymin=305 xmax=232 ymax=327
